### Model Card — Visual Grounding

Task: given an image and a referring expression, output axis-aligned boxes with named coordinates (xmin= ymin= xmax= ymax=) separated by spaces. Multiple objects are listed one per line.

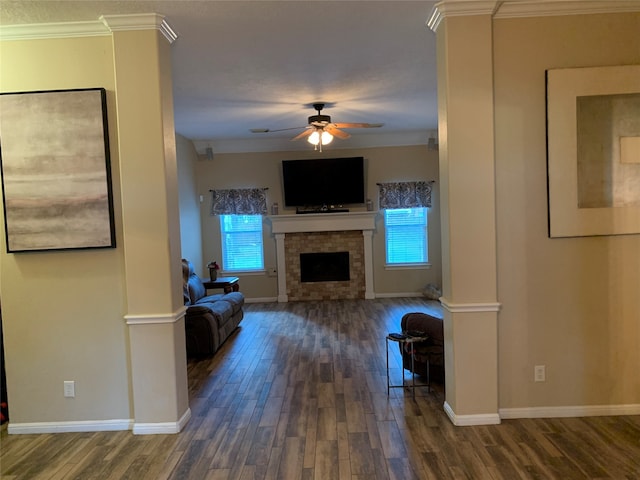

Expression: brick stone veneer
xmin=285 ymin=231 xmax=365 ymax=301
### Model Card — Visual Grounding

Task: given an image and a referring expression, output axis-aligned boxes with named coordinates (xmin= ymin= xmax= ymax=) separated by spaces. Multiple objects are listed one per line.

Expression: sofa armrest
xmin=184 ymin=306 xmax=221 ymax=358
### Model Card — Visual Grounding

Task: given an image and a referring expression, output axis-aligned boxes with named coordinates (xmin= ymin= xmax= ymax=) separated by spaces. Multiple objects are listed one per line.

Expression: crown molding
xmin=427 ymin=1 xmax=500 ymax=31
xmin=100 ymin=14 xmax=178 ymax=44
xmin=0 ymin=21 xmax=109 ymax=41
xmin=0 ymin=13 xmax=178 ymax=43
xmin=495 ymin=0 xmax=640 ymax=18
xmin=427 ymin=0 xmax=640 ymax=32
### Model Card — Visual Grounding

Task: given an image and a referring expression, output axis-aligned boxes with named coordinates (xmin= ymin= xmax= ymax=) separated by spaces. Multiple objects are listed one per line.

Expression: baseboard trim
xmin=7 ymin=418 xmax=133 ymax=434
xmin=245 ymin=296 xmax=278 ymax=303
xmin=375 ymin=292 xmax=424 ymax=299
xmin=499 ymin=403 xmax=640 ymax=419
xmin=444 ymin=401 xmax=501 ymax=426
xmin=132 ymin=407 xmax=191 ymax=435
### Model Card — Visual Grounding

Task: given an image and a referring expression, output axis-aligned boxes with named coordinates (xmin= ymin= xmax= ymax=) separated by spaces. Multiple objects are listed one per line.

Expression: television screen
xmin=282 ymin=157 xmax=365 ymax=208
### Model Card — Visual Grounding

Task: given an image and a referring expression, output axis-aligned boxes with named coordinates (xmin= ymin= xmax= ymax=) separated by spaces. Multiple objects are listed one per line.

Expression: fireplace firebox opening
xmin=300 ymin=252 xmax=350 ymax=282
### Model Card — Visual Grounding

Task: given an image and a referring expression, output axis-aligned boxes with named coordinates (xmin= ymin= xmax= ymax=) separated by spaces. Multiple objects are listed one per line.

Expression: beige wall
xmin=189 ymin=145 xmax=441 ymax=300
xmin=177 ymin=134 xmax=204 ymax=271
xmin=0 ymin=36 xmax=131 ymax=424
xmin=493 ymin=12 xmax=640 ymax=409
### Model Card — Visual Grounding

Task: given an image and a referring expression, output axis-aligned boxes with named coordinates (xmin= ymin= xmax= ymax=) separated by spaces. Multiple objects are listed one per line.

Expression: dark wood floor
xmin=1 ymin=298 xmax=639 ymax=479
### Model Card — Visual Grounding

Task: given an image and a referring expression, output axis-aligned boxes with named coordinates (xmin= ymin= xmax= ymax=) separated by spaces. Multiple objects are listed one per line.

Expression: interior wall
xmin=0 ymin=36 xmax=131 ymax=424
xmin=493 ymin=12 xmax=640 ymax=410
xmin=177 ymin=134 xmax=203 ymax=270
xmin=192 ymin=145 xmax=441 ymax=300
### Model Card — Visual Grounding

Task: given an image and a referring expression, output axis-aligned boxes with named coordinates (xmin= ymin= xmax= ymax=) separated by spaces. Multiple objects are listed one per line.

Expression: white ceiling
xmin=0 ymin=1 xmax=439 ymax=154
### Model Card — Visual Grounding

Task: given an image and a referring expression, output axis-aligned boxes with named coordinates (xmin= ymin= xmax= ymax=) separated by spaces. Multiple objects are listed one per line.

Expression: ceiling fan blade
xmin=334 ymin=122 xmax=384 ymax=129
xmin=325 ymin=125 xmax=351 ymax=139
xmin=250 ymin=126 xmax=307 ymax=133
xmin=291 ymin=128 xmax=313 ymax=141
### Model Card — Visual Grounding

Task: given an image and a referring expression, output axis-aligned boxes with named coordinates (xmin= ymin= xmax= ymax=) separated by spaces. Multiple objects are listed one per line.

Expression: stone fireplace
xmin=286 ymin=232 xmax=363 ymax=301
xmin=268 ymin=212 xmax=377 ymax=302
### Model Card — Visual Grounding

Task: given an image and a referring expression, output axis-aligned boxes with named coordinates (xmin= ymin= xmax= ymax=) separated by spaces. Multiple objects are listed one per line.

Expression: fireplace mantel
xmin=267 ymin=212 xmax=378 ymax=302
xmin=267 ymin=211 xmax=378 ymax=234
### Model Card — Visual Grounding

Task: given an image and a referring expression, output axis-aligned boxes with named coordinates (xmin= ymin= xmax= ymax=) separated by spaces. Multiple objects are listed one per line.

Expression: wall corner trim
xmin=444 ymin=401 xmax=501 ymax=426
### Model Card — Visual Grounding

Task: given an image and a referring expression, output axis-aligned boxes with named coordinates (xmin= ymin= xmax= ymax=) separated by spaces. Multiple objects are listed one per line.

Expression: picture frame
xmin=545 ymin=65 xmax=640 ymax=238
xmin=0 ymin=88 xmax=116 ymax=252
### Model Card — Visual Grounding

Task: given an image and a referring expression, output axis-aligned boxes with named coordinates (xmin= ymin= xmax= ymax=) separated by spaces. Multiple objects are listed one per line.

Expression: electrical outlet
xmin=534 ymin=365 xmax=546 ymax=382
xmin=64 ymin=380 xmax=75 ymax=398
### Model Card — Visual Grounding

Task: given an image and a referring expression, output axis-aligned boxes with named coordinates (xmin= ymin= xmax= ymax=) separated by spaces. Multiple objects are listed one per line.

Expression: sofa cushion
xmin=196 ymin=293 xmax=226 ymax=304
xmin=190 ymin=300 xmax=234 ymax=329
xmin=187 ymin=276 xmax=206 ymax=304
xmin=219 ymin=292 xmax=244 ymax=314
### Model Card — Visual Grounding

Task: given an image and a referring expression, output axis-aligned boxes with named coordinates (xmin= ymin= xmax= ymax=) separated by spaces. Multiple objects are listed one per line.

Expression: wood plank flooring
xmin=1 ymin=298 xmax=639 ymax=479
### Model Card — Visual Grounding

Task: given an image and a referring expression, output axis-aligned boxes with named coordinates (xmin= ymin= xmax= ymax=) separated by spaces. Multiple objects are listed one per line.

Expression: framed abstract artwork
xmin=0 ymin=88 xmax=116 ymax=252
xmin=546 ymin=65 xmax=640 ymax=238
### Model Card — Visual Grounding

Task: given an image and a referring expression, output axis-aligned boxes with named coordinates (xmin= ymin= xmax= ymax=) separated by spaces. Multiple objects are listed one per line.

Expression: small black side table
xmin=203 ymin=276 xmax=240 ymax=294
xmin=386 ymin=333 xmax=430 ymax=399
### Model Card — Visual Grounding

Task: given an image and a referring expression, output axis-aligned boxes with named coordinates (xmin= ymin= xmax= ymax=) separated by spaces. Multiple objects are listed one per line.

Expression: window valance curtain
xmin=210 ymin=188 xmax=268 ymax=215
xmin=377 ymin=181 xmax=434 ymax=210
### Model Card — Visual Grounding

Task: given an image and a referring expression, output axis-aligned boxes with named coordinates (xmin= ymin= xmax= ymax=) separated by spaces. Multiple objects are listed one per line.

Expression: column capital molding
xmin=101 ymin=14 xmax=178 ymax=44
xmin=427 ymin=0 xmax=640 ymax=32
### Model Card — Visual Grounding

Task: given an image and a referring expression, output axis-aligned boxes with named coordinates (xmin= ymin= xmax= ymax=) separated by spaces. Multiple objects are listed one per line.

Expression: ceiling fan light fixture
xmin=307 ymin=129 xmax=333 ymax=148
xmin=308 ymin=130 xmax=320 ymax=145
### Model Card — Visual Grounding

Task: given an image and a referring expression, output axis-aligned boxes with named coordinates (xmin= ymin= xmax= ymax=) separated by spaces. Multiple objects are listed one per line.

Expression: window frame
xmin=219 ymin=214 xmax=265 ymax=274
xmin=383 ymin=207 xmax=430 ymax=269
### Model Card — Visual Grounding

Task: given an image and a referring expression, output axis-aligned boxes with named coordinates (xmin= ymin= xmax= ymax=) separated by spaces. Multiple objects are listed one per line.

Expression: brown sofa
xmin=182 ymin=259 xmax=244 ymax=358
xmin=400 ymin=312 xmax=445 ymax=384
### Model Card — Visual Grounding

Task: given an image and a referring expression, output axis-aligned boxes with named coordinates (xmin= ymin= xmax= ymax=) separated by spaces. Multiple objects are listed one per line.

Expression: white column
xmin=362 ymin=230 xmax=375 ymax=299
xmin=274 ymin=233 xmax=288 ymax=302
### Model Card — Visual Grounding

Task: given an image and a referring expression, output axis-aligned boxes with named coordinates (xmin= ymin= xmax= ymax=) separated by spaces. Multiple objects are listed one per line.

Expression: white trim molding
xmin=125 ymin=306 xmax=187 ymax=325
xmin=0 ymin=13 xmax=178 ymax=43
xmin=0 ymin=21 xmax=109 ymax=41
xmin=444 ymin=401 xmax=501 ymax=426
xmin=100 ymin=13 xmax=178 ymax=44
xmin=428 ymin=1 xmax=501 ymax=31
xmin=133 ymin=408 xmax=191 ymax=435
xmin=500 ymin=403 xmax=640 ymax=419
xmin=427 ymin=0 xmax=640 ymax=32
xmin=439 ymin=297 xmax=501 ymax=313
xmin=8 ymin=418 xmax=132 ymax=435
xmin=494 ymin=0 xmax=640 ymax=19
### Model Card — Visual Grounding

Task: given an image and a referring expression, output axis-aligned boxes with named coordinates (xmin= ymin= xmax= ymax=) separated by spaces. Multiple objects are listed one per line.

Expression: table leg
xmin=386 ymin=337 xmax=390 ymax=395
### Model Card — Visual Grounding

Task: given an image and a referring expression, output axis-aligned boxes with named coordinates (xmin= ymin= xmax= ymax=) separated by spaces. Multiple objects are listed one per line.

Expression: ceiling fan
xmin=250 ymin=103 xmax=383 ymax=151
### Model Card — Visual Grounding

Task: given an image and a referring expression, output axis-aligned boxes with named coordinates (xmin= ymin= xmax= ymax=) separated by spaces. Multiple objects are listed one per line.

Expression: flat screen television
xmin=282 ymin=157 xmax=365 ymax=209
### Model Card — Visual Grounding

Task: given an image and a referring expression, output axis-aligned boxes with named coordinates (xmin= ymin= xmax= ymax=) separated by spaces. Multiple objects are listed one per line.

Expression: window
xmin=220 ymin=215 xmax=264 ymax=272
xmin=384 ymin=207 xmax=428 ymax=265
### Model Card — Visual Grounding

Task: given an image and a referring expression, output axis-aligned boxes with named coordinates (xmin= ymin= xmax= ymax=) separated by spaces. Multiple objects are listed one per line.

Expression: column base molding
xmin=132 ymin=407 xmax=191 ymax=435
xmin=444 ymin=401 xmax=501 ymax=426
